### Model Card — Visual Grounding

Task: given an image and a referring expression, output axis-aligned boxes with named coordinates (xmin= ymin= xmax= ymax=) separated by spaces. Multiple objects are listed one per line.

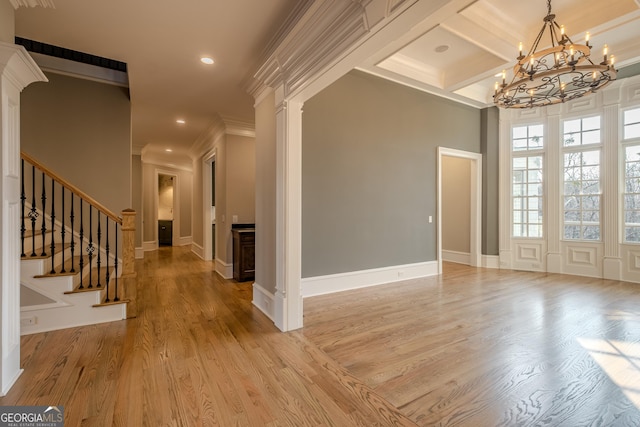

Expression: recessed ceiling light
xmin=200 ymin=57 xmax=214 ymax=65
xmin=165 ymin=149 xmax=173 ymax=152
xmin=176 ymin=119 xmax=186 ymax=124
xmin=434 ymin=45 xmax=449 ymax=53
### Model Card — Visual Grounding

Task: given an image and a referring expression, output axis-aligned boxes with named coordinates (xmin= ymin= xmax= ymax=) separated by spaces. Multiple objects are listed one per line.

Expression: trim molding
xmin=135 ymin=247 xmax=144 ymax=260
xmin=177 ymin=236 xmax=192 ymax=247
xmin=442 ymin=250 xmax=471 ymax=265
xmin=301 ymin=261 xmax=438 ymax=298
xmin=143 ymin=241 xmax=158 ymax=252
xmin=216 ymin=258 xmax=233 ymax=280
xmin=191 ymin=242 xmax=205 ymax=260
xmin=252 ymin=283 xmax=275 ymax=321
xmin=482 ymin=255 xmax=500 ymax=269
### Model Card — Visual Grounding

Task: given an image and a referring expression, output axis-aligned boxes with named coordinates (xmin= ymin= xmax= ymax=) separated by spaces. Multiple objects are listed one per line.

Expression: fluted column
xmin=273 ymin=86 xmax=304 ymax=332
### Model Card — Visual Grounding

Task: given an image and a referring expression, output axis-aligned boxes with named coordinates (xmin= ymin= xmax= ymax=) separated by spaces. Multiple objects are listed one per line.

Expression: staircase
xmin=19 ymin=151 xmax=137 ymax=335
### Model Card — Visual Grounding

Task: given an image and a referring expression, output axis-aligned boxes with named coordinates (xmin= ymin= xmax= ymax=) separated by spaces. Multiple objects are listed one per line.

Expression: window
xmin=563 ymin=116 xmax=601 ymax=240
xmin=623 ymin=107 xmax=640 ymax=242
xmin=624 ymin=107 xmax=640 ymax=140
xmin=512 ymin=125 xmax=544 ymax=238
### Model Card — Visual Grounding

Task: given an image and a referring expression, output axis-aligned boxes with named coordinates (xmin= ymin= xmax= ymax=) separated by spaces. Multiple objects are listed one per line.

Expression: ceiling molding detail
xmin=0 ymin=42 xmax=47 ymax=91
xmin=249 ymin=0 xmax=417 ymax=99
xmin=9 ymin=0 xmax=54 ymax=9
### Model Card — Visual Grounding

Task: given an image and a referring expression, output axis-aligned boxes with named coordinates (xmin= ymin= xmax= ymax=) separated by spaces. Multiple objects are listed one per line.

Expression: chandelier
xmin=493 ymin=0 xmax=617 ymax=108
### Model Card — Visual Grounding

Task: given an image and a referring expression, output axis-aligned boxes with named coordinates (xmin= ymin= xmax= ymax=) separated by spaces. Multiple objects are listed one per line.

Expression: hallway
xmin=2 ymin=247 xmax=640 ymax=425
xmin=1 ymin=247 xmax=413 ymax=426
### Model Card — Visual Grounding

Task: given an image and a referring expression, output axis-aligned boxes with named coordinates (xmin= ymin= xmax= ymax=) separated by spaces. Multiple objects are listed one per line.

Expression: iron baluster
xmin=60 ymin=187 xmax=66 ymax=273
xmin=105 ymin=220 xmax=110 ymax=302
xmin=88 ymin=206 xmax=94 ymax=288
xmin=114 ymin=224 xmax=119 ymax=301
xmin=29 ymin=165 xmax=37 ymax=257
xmin=96 ymin=211 xmax=102 ymax=288
xmin=40 ymin=172 xmax=46 ymax=257
xmin=50 ymin=179 xmax=56 ymax=274
xmin=20 ymin=159 xmax=26 ymax=258
xmin=79 ymin=200 xmax=84 ymax=289
xmin=70 ymin=193 xmax=75 ymax=273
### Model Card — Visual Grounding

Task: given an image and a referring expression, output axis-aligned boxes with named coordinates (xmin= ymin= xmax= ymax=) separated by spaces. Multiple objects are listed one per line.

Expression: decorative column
xmin=121 ymin=209 xmax=137 ymax=318
xmin=602 ymin=87 xmax=622 ymax=280
xmin=498 ymin=109 xmax=513 ymax=268
xmin=0 ymin=42 xmax=47 ymax=396
xmin=273 ymin=86 xmax=304 ymax=332
xmin=546 ymin=104 xmax=563 ymax=273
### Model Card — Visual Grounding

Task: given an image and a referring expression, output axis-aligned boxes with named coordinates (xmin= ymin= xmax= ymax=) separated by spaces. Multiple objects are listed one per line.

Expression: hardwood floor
xmin=303 ymin=262 xmax=640 ymax=426
xmin=2 ymin=249 xmax=639 ymax=426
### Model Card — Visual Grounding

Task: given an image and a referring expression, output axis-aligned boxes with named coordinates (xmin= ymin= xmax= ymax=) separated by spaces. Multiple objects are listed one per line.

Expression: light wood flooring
xmin=2 ymin=247 xmax=639 ymax=426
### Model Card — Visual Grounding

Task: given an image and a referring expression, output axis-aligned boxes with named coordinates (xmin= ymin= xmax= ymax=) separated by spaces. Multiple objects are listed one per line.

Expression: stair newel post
xmin=40 ymin=171 xmax=46 ymax=257
xmin=105 ymin=219 xmax=110 ymax=303
xmin=121 ymin=209 xmax=137 ymax=318
xmin=96 ymin=211 xmax=102 ymax=288
xmin=49 ymin=178 xmax=56 ymax=274
xmin=79 ymin=200 xmax=84 ymax=289
xmin=30 ymin=165 xmax=37 ymax=257
xmin=60 ymin=186 xmax=66 ymax=273
xmin=70 ymin=193 xmax=75 ymax=273
xmin=20 ymin=159 xmax=26 ymax=258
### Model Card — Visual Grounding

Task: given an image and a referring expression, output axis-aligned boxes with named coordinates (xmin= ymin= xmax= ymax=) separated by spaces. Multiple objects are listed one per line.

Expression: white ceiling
xmin=13 ymin=0 xmax=640 ymax=167
xmin=360 ymin=0 xmax=640 ymax=108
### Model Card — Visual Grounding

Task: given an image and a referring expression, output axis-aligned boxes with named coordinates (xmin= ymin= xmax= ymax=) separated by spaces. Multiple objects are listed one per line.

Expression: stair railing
xmin=20 ymin=151 xmax=137 ymax=317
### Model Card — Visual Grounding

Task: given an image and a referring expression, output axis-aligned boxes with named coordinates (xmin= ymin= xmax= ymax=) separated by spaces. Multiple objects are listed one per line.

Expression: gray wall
xmin=21 ymin=72 xmax=131 ymax=214
xmin=132 ymin=154 xmax=142 ymax=248
xmin=481 ymin=107 xmax=499 ymax=256
xmin=255 ymin=91 xmax=277 ymax=293
xmin=302 ymin=70 xmax=484 ymax=278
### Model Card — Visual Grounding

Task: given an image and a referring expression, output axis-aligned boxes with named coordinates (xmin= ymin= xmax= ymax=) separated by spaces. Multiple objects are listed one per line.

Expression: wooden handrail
xmin=21 ymin=150 xmax=122 ymax=224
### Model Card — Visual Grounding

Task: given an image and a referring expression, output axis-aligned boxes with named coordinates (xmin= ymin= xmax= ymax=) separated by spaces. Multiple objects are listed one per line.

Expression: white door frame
xmin=437 ymin=147 xmax=483 ymax=272
xmin=202 ymin=149 xmax=216 ymax=261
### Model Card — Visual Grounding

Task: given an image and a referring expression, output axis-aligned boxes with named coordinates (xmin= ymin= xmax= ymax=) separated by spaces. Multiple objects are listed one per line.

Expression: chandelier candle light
xmin=493 ymin=0 xmax=617 ymax=108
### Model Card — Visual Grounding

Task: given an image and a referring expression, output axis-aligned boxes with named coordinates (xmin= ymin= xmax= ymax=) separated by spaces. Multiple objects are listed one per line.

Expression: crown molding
xmin=9 ymin=0 xmax=54 ymax=9
xmin=0 ymin=42 xmax=47 ymax=90
xmin=188 ymin=114 xmax=255 ymax=160
xmin=249 ymin=0 xmax=418 ymax=100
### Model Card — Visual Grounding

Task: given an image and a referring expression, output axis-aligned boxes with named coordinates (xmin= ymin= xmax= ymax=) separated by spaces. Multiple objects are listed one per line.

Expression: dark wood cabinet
xmin=158 ymin=220 xmax=172 ymax=246
xmin=232 ymin=228 xmax=255 ymax=281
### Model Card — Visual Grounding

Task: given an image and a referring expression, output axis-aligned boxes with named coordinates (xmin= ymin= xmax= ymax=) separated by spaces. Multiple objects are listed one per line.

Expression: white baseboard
xmin=252 ymin=282 xmax=275 ymax=321
xmin=301 ymin=261 xmax=439 ymax=298
xmin=143 ymin=241 xmax=158 ymax=252
xmin=135 ymin=247 xmax=144 ymax=259
xmin=442 ymin=250 xmax=471 ymax=265
xmin=216 ymin=258 xmax=233 ymax=279
xmin=482 ymin=255 xmax=500 ymax=269
xmin=191 ymin=242 xmax=205 ymax=260
xmin=177 ymin=236 xmax=192 ymax=247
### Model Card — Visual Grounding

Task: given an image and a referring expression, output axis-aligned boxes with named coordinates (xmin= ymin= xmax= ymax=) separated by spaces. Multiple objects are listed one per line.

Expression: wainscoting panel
xmin=561 ymin=242 xmax=602 ymax=277
xmin=512 ymin=240 xmax=546 ymax=271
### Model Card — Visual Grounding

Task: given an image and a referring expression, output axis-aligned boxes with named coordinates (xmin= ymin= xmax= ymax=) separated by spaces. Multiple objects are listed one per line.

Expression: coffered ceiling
xmin=12 ymin=0 xmax=640 ymax=168
xmin=359 ymin=0 xmax=640 ymax=108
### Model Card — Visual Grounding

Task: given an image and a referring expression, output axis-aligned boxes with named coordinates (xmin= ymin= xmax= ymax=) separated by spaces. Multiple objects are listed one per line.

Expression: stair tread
xmin=22 ymin=242 xmax=73 ymax=260
xmin=93 ymin=298 xmax=129 ymax=308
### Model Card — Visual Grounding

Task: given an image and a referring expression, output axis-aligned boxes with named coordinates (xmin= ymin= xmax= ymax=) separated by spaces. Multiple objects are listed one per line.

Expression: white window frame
xmin=511 ymin=124 xmax=545 ymax=239
xmin=561 ymin=115 xmax=602 ymax=242
xmin=622 ymin=106 xmax=640 ymax=243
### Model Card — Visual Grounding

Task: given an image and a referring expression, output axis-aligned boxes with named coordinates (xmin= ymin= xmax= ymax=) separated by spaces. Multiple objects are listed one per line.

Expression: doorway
xmin=437 ymin=147 xmax=482 ymax=272
xmin=158 ymin=173 xmax=175 ymax=246
xmin=203 ymin=152 xmax=216 ymax=261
